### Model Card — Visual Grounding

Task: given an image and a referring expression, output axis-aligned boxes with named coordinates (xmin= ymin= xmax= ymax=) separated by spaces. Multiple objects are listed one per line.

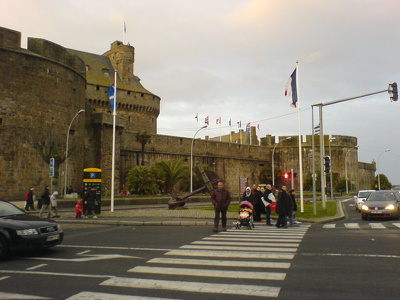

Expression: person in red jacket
xmin=75 ymin=200 xmax=83 ymax=219
xmin=211 ymin=181 xmax=232 ymax=232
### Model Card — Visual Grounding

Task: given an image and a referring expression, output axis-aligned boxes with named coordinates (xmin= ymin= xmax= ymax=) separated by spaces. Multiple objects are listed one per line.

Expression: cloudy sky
xmin=2 ymin=0 xmax=399 ymax=184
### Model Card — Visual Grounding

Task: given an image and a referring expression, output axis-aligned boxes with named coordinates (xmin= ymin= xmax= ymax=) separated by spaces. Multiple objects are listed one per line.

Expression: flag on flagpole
xmin=237 ymin=121 xmax=241 ymax=128
xmin=205 ymin=115 xmax=209 ymax=125
xmin=216 ymin=117 xmax=221 ymax=124
xmin=314 ymin=123 xmax=320 ymax=135
xmin=246 ymin=123 xmax=251 ymax=132
xmin=285 ymin=68 xmax=298 ymax=108
xmin=195 ymin=113 xmax=198 ymax=122
xmin=107 ymin=84 xmax=115 ymax=112
xmin=257 ymin=124 xmax=260 ymax=130
xmin=124 ymin=21 xmax=127 ymax=33
xmin=229 ymin=119 xmax=231 ymax=126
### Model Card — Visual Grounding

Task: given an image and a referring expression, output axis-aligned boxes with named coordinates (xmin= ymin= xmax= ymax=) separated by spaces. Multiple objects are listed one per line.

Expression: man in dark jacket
xmin=263 ymin=184 xmax=274 ymax=226
xmin=39 ymin=186 xmax=51 ymax=218
xmin=275 ymin=185 xmax=293 ymax=228
xmin=211 ymin=181 xmax=232 ymax=232
xmin=83 ymin=187 xmax=98 ymax=218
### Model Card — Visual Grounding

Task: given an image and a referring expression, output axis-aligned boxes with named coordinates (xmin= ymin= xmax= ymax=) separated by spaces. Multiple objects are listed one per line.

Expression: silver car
xmin=354 ymin=190 xmax=375 ymax=212
xmin=361 ymin=190 xmax=400 ymax=220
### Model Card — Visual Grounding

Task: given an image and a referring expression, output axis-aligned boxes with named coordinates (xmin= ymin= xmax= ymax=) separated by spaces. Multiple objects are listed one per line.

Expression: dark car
xmin=360 ymin=190 xmax=400 ymax=220
xmin=0 ymin=200 xmax=63 ymax=258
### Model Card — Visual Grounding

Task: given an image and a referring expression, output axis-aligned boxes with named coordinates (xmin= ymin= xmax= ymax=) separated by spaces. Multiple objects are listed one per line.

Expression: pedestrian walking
xmin=39 ymin=186 xmax=52 ymax=218
xmin=24 ymin=188 xmax=35 ymax=211
xmin=253 ymin=184 xmax=264 ymax=222
xmin=211 ymin=181 xmax=232 ymax=232
xmin=83 ymin=187 xmax=98 ymax=218
xmin=275 ymin=185 xmax=293 ymax=228
xmin=289 ymin=189 xmax=297 ymax=227
xmin=50 ymin=191 xmax=60 ymax=218
xmin=263 ymin=184 xmax=275 ymax=226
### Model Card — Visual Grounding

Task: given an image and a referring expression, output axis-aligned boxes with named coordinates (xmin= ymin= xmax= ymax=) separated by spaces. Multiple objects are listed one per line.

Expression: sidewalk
xmin=12 ymin=199 xmax=346 ymax=227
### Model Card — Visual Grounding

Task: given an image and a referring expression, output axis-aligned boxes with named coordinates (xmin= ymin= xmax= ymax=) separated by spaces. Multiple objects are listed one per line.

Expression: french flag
xmin=284 ymin=68 xmax=298 ymax=108
xmin=246 ymin=123 xmax=251 ymax=132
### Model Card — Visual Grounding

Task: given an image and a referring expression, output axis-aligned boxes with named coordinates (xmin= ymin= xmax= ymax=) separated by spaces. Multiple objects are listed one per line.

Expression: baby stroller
xmin=235 ymin=201 xmax=255 ymax=229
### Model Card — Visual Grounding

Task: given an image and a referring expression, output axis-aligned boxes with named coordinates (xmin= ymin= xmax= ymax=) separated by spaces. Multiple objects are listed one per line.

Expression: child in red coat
xmin=75 ymin=200 xmax=83 ymax=219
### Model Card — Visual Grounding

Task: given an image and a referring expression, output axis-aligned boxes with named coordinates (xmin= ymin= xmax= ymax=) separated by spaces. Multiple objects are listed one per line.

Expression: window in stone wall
xmin=0 ymin=118 xmax=2 ymax=125
xmin=96 ymin=85 xmax=100 ymax=90
xmin=127 ymin=91 xmax=131 ymax=95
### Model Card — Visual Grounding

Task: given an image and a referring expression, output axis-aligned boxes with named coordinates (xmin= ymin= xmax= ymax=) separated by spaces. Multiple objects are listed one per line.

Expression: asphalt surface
xmin=12 ymin=197 xmax=346 ymax=227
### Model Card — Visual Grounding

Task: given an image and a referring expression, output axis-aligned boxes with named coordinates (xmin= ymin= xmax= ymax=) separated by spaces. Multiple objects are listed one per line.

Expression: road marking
xmin=25 ymin=254 xmax=143 ymax=262
xmin=0 ymin=292 xmax=50 ymax=299
xmin=392 ymin=223 xmax=400 ymax=228
xmin=322 ymin=224 xmax=336 ymax=229
xmin=165 ymin=249 xmax=295 ymax=260
xmin=215 ymin=232 xmax=306 ymax=237
xmin=0 ymin=276 xmax=10 ymax=281
xmin=100 ymin=277 xmax=281 ymax=298
xmin=180 ymin=245 xmax=298 ymax=252
xmin=26 ymin=264 xmax=47 ymax=271
xmin=147 ymin=257 xmax=291 ymax=269
xmin=59 ymin=244 xmax=173 ymax=251
xmin=369 ymin=223 xmax=386 ymax=229
xmin=344 ymin=223 xmax=360 ymax=229
xmin=192 ymin=241 xmax=300 ymax=247
xmin=302 ymin=253 xmax=400 ymax=259
xmin=0 ymin=269 xmax=113 ymax=278
xmin=66 ymin=292 xmax=179 ymax=300
xmin=203 ymin=237 xmax=303 ymax=242
xmin=77 ymin=250 xmax=92 ymax=255
xmin=128 ymin=266 xmax=286 ymax=280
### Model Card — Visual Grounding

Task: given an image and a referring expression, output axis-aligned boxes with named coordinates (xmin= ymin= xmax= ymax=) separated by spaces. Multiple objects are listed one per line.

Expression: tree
xmin=372 ymin=174 xmax=392 ymax=190
xmin=154 ymin=159 xmax=189 ymax=193
xmin=258 ymin=167 xmax=272 ymax=185
xmin=136 ymin=130 xmax=151 ymax=166
xmin=126 ymin=166 xmax=159 ymax=195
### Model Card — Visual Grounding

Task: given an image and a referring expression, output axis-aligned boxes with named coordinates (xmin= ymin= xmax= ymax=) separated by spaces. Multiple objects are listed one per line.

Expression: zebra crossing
xmin=322 ymin=222 xmax=400 ymax=229
xmin=66 ymin=225 xmax=311 ymax=299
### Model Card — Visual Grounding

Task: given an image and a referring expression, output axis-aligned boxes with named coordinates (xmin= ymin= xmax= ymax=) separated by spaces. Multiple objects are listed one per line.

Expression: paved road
xmin=0 ymin=198 xmax=399 ymax=299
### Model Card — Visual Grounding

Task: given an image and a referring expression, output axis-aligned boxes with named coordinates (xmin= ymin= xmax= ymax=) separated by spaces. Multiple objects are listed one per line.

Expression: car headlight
xmin=57 ymin=223 xmax=63 ymax=232
xmin=17 ymin=228 xmax=39 ymax=236
xmin=385 ymin=204 xmax=395 ymax=210
xmin=361 ymin=205 xmax=369 ymax=211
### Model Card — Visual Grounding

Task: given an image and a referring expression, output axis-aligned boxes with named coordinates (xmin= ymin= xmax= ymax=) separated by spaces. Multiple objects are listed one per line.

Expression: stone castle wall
xmin=0 ymin=27 xmax=86 ymax=200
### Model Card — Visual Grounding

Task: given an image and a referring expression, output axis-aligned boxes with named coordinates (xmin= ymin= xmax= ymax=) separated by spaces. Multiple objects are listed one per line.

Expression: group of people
xmin=24 ymin=186 xmax=99 ymax=219
xmin=211 ymin=181 xmax=298 ymax=232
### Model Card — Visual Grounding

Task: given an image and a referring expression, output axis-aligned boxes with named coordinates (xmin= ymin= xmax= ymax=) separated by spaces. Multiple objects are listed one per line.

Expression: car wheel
xmin=0 ymin=235 xmax=9 ymax=259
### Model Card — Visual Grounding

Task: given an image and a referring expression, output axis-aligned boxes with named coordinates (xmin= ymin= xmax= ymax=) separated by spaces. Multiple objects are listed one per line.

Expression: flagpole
xmin=219 ymin=117 xmax=222 ymax=142
xmin=111 ymin=71 xmax=117 ymax=213
xmin=123 ymin=21 xmax=126 ymax=44
xmin=296 ymin=62 xmax=304 ymax=213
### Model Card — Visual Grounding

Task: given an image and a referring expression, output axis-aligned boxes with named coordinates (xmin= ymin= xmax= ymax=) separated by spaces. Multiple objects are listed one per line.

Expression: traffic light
xmin=283 ymin=172 xmax=290 ymax=179
xmin=324 ymin=156 xmax=331 ymax=173
xmin=389 ymin=82 xmax=398 ymax=102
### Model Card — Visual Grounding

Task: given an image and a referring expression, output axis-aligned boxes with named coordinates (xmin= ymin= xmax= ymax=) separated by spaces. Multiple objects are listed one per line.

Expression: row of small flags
xmin=196 ymin=114 xmax=260 ymax=131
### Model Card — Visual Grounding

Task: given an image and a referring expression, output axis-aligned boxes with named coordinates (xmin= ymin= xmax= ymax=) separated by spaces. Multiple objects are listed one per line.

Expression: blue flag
xmin=108 ymin=84 xmax=115 ymax=112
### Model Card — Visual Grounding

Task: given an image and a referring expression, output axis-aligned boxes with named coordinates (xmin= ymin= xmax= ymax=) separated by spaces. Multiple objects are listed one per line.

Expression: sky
xmin=1 ymin=0 xmax=399 ymax=184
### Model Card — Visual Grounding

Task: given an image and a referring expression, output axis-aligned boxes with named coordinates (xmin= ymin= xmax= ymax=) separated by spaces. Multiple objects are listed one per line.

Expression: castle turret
xmin=103 ymin=41 xmax=135 ymax=83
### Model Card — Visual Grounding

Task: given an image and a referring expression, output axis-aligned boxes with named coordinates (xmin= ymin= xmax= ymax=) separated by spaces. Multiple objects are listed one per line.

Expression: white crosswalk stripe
xmin=322 ymin=222 xmax=400 ymax=229
xmin=68 ymin=225 xmax=310 ymax=299
xmin=67 ymin=292 xmax=179 ymax=300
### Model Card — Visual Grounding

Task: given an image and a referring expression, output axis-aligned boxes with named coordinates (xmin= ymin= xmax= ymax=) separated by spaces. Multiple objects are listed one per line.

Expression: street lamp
xmin=64 ymin=109 xmax=85 ymax=197
xmin=190 ymin=125 xmax=207 ymax=192
xmin=345 ymin=145 xmax=358 ymax=194
xmin=377 ymin=149 xmax=390 ymax=190
xmin=328 ymin=136 xmax=336 ymax=201
xmin=272 ymin=137 xmax=292 ymax=187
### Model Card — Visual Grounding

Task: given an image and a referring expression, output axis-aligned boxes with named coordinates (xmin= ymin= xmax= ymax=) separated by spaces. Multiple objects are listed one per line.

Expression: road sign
xmin=50 ymin=157 xmax=55 ymax=178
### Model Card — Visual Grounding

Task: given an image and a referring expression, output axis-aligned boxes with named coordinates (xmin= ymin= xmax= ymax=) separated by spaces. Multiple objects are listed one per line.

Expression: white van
xmin=354 ymin=190 xmax=375 ymax=212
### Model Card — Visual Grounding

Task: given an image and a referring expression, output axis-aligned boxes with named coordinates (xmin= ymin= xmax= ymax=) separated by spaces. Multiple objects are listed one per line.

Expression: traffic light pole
xmin=311 ymin=83 xmax=397 ymax=215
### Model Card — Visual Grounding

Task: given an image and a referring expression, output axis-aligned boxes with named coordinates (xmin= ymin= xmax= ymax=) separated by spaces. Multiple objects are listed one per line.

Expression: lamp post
xmin=377 ymin=149 xmax=390 ymax=190
xmin=345 ymin=145 xmax=358 ymax=194
xmin=190 ymin=125 xmax=207 ymax=193
xmin=64 ymin=109 xmax=85 ymax=197
xmin=272 ymin=137 xmax=292 ymax=187
xmin=328 ymin=136 xmax=336 ymax=201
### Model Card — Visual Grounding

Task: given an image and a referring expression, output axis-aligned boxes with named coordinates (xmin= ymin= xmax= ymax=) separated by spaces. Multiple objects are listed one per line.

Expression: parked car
xmin=0 ymin=200 xmax=64 ymax=258
xmin=360 ymin=190 xmax=400 ymax=220
xmin=354 ymin=190 xmax=375 ymax=212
